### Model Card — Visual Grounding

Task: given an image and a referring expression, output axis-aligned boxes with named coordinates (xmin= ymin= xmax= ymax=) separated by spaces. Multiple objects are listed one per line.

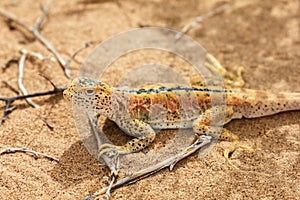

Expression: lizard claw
xmin=98 ymin=143 xmax=128 ymax=159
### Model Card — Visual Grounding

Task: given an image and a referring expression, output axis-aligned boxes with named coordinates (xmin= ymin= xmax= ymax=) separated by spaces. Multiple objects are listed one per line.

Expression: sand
xmin=0 ymin=0 xmax=299 ymax=199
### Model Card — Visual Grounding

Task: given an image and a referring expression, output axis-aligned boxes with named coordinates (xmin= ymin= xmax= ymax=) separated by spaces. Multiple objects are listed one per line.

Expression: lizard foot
xmin=224 ymin=142 xmax=254 ymax=169
xmin=204 ymin=53 xmax=246 ymax=88
xmin=98 ymin=143 xmax=129 ymax=159
xmin=219 ymin=128 xmax=253 ymax=169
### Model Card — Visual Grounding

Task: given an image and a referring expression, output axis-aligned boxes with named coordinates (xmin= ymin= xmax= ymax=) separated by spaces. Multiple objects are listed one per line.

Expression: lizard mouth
xmin=63 ymin=89 xmax=72 ymax=101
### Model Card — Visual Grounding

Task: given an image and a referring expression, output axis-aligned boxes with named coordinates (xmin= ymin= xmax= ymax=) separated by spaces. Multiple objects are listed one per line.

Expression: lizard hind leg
xmin=219 ymin=129 xmax=253 ymax=169
xmin=205 ymin=53 xmax=245 ymax=88
xmin=190 ymin=53 xmax=245 ymax=88
xmin=192 ymin=106 xmax=233 ymax=143
xmin=193 ymin=106 xmax=252 ymax=169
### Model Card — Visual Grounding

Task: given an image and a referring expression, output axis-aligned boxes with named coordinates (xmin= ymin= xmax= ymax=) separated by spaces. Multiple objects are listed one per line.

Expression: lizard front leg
xmin=98 ymin=115 xmax=156 ymax=157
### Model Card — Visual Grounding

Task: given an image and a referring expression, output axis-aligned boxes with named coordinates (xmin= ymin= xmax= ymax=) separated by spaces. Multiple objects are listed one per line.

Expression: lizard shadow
xmin=50 ymin=111 xmax=300 ymax=188
xmin=224 ymin=111 xmax=300 ymax=184
xmin=50 ymin=140 xmax=109 ymax=188
xmin=49 ymin=117 xmax=189 ymax=188
xmin=225 ymin=111 xmax=300 ymax=154
xmin=49 ymin=118 xmax=131 ymax=189
xmin=227 ymin=111 xmax=300 ymax=136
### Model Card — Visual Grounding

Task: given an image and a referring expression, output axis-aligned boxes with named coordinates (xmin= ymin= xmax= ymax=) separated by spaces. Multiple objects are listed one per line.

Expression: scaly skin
xmin=63 ymin=77 xmax=300 ymax=157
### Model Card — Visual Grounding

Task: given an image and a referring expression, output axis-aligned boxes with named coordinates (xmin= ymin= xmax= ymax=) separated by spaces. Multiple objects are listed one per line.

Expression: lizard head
xmin=63 ymin=77 xmax=113 ymax=116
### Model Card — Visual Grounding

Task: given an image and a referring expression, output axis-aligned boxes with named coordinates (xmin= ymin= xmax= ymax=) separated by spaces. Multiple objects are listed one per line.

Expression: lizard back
xmin=112 ymin=85 xmax=230 ymax=129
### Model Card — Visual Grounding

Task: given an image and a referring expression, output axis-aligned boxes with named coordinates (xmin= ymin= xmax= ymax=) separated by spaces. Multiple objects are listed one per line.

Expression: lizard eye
xmin=85 ymin=89 xmax=94 ymax=95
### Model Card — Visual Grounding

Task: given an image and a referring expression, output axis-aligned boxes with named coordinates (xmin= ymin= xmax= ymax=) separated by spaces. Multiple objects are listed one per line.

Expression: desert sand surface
xmin=0 ymin=0 xmax=299 ymax=199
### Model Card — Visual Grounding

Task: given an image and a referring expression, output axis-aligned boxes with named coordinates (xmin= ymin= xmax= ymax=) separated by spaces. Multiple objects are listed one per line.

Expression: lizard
xmin=63 ymin=54 xmax=300 ymax=167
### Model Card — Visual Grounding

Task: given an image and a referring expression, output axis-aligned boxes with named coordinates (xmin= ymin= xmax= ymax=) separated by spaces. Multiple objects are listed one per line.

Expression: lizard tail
xmin=237 ymin=89 xmax=300 ymax=118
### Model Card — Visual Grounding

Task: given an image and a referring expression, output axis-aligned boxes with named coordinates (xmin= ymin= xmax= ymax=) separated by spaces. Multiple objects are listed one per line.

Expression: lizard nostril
xmin=63 ymin=90 xmax=70 ymax=100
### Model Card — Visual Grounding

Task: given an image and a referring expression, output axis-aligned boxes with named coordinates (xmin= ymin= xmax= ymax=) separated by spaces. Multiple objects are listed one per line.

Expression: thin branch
xmin=40 ymin=117 xmax=54 ymax=131
xmin=84 ymin=136 xmax=213 ymax=200
xmin=0 ymin=9 xmax=31 ymax=30
xmin=33 ymin=3 xmax=48 ymax=30
xmin=20 ymin=48 xmax=55 ymax=62
xmin=1 ymin=81 xmax=19 ymax=95
xmin=18 ymin=53 xmax=40 ymax=108
xmin=174 ymin=3 xmax=230 ymax=42
xmin=0 ymin=147 xmax=59 ymax=162
xmin=0 ymin=85 xmax=66 ymax=123
xmin=0 ymin=0 xmax=72 ymax=79
xmin=2 ymin=58 xmax=19 ymax=69
xmin=14 ymin=49 xmax=57 ymax=109
xmin=65 ymin=41 xmax=94 ymax=68
xmin=1 ymin=48 xmax=59 ymax=120
xmin=38 ymin=73 xmax=59 ymax=89
xmin=3 ymin=105 xmax=17 ymax=118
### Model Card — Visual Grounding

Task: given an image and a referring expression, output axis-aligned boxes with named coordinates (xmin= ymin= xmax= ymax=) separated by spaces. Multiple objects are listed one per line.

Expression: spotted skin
xmin=63 ymin=77 xmax=300 ymax=158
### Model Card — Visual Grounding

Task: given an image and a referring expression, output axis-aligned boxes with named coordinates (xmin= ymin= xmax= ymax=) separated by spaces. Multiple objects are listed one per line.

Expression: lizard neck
xmin=93 ymin=86 xmax=114 ymax=119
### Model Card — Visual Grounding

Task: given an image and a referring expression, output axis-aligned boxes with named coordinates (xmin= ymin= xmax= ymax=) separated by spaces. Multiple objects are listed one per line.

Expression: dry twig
xmin=1 ymin=81 xmax=19 ymax=95
xmin=2 ymin=58 xmax=19 ymax=69
xmin=174 ymin=3 xmax=230 ymax=41
xmin=18 ymin=53 xmax=40 ymax=108
xmin=40 ymin=117 xmax=55 ymax=131
xmin=0 ymin=0 xmax=72 ymax=79
xmin=65 ymin=41 xmax=94 ymax=68
xmin=16 ymin=49 xmax=56 ymax=108
xmin=0 ymin=147 xmax=59 ymax=162
xmin=0 ymin=81 xmax=66 ymax=123
xmin=84 ymin=135 xmax=213 ymax=200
